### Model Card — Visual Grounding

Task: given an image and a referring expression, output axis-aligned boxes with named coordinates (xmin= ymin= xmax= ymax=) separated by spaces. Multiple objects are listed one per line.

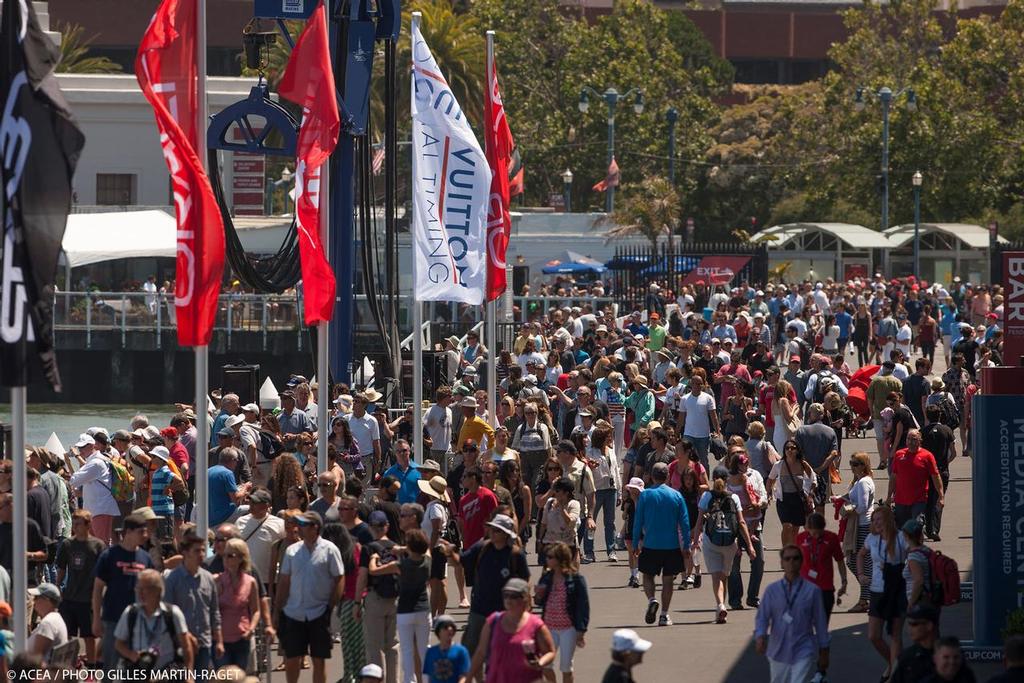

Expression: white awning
xmin=62 ymin=210 xmax=177 ymax=268
xmin=753 ymin=222 xmax=896 ymax=249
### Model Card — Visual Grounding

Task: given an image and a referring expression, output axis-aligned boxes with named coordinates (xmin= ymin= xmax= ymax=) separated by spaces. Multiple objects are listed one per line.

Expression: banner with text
xmin=1004 ymin=251 xmax=1024 ymax=367
xmin=681 ymin=255 xmax=752 ymax=286
xmin=410 ymin=20 xmax=491 ymax=305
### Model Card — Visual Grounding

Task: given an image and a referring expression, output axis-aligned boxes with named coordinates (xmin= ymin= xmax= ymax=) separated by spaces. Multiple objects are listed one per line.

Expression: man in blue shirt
xmin=209 ymin=393 xmax=239 ymax=448
xmin=755 ymin=544 xmax=831 ymax=682
xmin=423 ymin=615 xmax=471 ymax=683
xmin=834 ymin=306 xmax=853 ymax=355
xmin=382 ymin=439 xmax=421 ymax=504
xmin=632 ymin=462 xmax=690 ymax=627
xmin=208 ymin=448 xmax=251 ymax=526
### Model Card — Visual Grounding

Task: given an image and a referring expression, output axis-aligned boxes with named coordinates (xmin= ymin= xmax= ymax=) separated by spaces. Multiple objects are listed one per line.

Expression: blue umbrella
xmin=637 ymin=255 xmax=702 ymax=277
xmin=542 ymin=250 xmax=607 ymax=275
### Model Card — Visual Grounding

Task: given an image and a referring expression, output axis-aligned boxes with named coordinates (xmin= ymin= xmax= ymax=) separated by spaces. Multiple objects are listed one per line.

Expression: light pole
xmin=666 ymin=107 xmax=678 ymax=184
xmin=561 ymin=168 xmax=573 ymax=213
xmin=579 ymin=86 xmax=644 ymax=213
xmin=912 ymin=170 xmax=922 ymax=279
xmin=855 ymin=86 xmax=916 ymax=232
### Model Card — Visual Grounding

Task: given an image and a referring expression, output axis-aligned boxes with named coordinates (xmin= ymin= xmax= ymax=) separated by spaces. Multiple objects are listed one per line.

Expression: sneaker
xmin=746 ymin=598 xmax=760 ymax=609
xmin=645 ymin=599 xmax=659 ymax=625
xmin=628 ymin=575 xmax=640 ymax=588
xmin=658 ymin=613 xmax=672 ymax=626
xmin=581 ymin=555 xmax=596 ymax=565
xmin=716 ymin=607 xmax=728 ymax=624
xmin=608 ymin=551 xmax=619 ymax=563
xmin=728 ymin=603 xmax=745 ymax=611
xmin=693 ymin=573 xmax=703 ymax=589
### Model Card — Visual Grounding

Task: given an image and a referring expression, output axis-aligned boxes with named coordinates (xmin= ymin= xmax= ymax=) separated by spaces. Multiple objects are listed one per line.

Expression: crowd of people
xmin=0 ymin=273 xmax=1011 ymax=683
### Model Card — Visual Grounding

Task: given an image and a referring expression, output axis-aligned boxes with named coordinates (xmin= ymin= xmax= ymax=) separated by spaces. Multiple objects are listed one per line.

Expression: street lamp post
xmin=666 ymin=107 xmax=679 ymax=184
xmin=912 ymin=170 xmax=923 ymax=280
xmin=854 ymin=86 xmax=916 ymax=232
xmin=561 ymin=168 xmax=573 ymax=213
xmin=579 ymin=86 xmax=644 ymax=213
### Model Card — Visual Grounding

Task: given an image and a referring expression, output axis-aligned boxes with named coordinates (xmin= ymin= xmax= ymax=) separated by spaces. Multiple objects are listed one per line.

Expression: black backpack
xmin=258 ymin=431 xmax=283 ymax=461
xmin=706 ymin=492 xmax=739 ymax=547
xmin=936 ymin=395 xmax=960 ymax=430
xmin=812 ymin=370 xmax=836 ymax=404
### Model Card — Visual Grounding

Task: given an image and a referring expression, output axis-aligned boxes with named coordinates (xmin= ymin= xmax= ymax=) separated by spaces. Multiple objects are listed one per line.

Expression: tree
xmin=603 ymin=176 xmax=682 ymax=250
xmin=55 ymin=23 xmax=122 ymax=74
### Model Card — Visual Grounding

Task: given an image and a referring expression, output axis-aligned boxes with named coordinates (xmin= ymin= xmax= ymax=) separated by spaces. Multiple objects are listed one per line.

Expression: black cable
xmin=357 ymin=136 xmax=394 ymax=378
xmin=207 ymin=149 xmax=302 ymax=293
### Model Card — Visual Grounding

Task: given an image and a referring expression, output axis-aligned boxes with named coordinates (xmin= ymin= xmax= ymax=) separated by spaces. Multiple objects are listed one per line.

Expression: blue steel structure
xmin=212 ymin=0 xmax=401 ymax=384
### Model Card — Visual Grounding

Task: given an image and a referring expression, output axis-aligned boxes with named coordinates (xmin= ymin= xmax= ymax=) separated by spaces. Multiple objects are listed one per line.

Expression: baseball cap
xmin=433 ymin=614 xmax=458 ymax=634
xmin=359 ymin=664 xmax=384 ymax=680
xmin=149 ymin=446 xmax=171 ymax=463
xmin=625 ymin=477 xmax=645 ymax=492
xmin=217 ymin=427 xmax=234 ymax=438
xmin=295 ymin=511 xmax=323 ymax=527
xmin=789 ymin=355 xmax=801 ymax=364
xmin=901 ymin=518 xmax=924 ymax=536
xmin=111 ymin=429 xmax=133 ymax=442
xmin=225 ymin=414 xmax=246 ymax=428
xmin=248 ymin=488 xmax=272 ymax=505
xmin=28 ymin=583 xmax=61 ymax=603
xmin=612 ymin=628 xmax=652 ymax=653
xmin=368 ymin=511 xmax=389 ymax=527
xmin=242 ymin=403 xmax=260 ymax=413
xmin=74 ymin=433 xmax=95 ymax=448
xmin=420 ymin=459 xmax=442 ymax=472
xmin=502 ymin=577 xmax=530 ymax=596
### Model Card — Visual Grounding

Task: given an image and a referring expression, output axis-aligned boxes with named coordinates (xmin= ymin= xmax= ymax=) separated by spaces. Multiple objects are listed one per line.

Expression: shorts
xmin=869 ymin=588 xmax=907 ymax=623
xmin=430 ymin=550 xmax=447 ymax=580
xmin=59 ymin=600 xmax=93 ymax=638
xmin=281 ymin=609 xmax=333 ymax=660
xmin=637 ymin=547 xmax=683 ymax=577
xmin=873 ymin=418 xmax=887 ymax=442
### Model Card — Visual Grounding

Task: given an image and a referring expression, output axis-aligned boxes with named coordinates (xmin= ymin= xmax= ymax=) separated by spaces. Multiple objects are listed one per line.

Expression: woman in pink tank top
xmin=469 ymin=578 xmax=555 ymax=683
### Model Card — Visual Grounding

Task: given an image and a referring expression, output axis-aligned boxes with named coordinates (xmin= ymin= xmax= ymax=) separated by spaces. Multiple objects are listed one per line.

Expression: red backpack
xmin=926 ymin=548 xmax=961 ymax=606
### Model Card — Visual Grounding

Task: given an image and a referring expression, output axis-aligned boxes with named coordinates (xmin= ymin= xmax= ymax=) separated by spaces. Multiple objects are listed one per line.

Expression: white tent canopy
xmin=62 ymin=210 xmax=177 ymax=268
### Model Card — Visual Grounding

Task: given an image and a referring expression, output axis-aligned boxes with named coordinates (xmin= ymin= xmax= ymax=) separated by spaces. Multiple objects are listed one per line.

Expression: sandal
xmin=302 ymin=657 xmax=311 ymax=670
xmin=847 ymin=600 xmax=869 ymax=613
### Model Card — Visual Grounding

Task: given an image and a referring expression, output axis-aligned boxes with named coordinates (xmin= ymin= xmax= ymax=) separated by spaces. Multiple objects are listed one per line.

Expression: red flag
xmin=136 ymin=0 xmax=225 ymax=347
xmin=277 ymin=1 xmax=339 ymax=325
xmin=508 ymin=151 xmax=524 ymax=197
xmin=484 ymin=54 xmax=515 ymax=301
xmin=593 ymin=157 xmax=620 ymax=192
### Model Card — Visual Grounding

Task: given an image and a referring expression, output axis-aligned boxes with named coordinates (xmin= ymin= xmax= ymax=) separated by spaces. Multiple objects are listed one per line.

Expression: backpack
xmin=706 ymin=492 xmax=739 ymax=547
xmin=812 ymin=370 xmax=836 ymax=404
xmin=936 ymin=394 xmax=960 ymax=430
xmin=925 ymin=548 xmax=961 ymax=606
xmin=124 ymin=602 xmax=184 ymax=668
xmin=101 ymin=455 xmax=136 ymax=503
xmin=794 ymin=337 xmax=812 ymax=370
xmin=258 ymin=431 xmax=283 ymax=461
xmin=517 ymin=423 xmax=547 ymax=453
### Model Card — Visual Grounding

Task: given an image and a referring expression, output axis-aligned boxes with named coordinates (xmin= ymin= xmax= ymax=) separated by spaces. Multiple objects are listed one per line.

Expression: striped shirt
xmin=150 ymin=465 xmax=175 ymax=516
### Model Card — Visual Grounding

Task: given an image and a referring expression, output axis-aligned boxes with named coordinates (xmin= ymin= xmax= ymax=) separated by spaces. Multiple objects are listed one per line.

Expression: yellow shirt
xmin=457 ymin=416 xmax=496 ymax=450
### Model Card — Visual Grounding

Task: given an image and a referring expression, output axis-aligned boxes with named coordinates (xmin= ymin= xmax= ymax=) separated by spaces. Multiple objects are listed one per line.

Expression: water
xmin=0 ymin=404 xmax=175 ymax=451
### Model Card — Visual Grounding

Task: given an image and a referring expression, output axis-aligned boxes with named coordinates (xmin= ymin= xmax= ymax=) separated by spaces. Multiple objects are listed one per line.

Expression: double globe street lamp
xmin=579 ymin=86 xmax=644 ymax=212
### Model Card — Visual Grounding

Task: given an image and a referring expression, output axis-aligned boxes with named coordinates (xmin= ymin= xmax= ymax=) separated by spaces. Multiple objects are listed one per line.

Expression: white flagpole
xmin=195 ymin=0 xmax=210 ymax=542
xmin=412 ymin=12 xmax=424 ymax=466
xmin=11 ymin=385 xmax=27 ymax=650
xmin=317 ymin=159 xmax=330 ymax=474
xmin=485 ymin=30 xmax=498 ymax=428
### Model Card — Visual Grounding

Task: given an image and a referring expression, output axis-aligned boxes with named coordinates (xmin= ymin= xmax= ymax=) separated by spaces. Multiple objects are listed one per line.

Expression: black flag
xmin=1 ymin=0 xmax=85 ymax=391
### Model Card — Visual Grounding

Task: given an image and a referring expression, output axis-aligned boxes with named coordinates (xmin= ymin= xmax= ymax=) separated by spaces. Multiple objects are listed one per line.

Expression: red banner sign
xmin=1004 ymin=251 xmax=1024 ymax=366
xmin=484 ymin=54 xmax=514 ymax=301
xmin=135 ymin=0 xmax=225 ymax=347
xmin=681 ymin=256 xmax=752 ymax=286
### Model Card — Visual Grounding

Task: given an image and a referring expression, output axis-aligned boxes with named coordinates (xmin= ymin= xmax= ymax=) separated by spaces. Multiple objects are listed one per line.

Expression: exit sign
xmin=254 ymin=0 xmax=314 ymax=19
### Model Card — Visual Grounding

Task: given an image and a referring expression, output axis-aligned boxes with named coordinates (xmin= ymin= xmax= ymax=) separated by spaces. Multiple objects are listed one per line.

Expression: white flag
xmin=410 ymin=19 xmax=491 ymax=305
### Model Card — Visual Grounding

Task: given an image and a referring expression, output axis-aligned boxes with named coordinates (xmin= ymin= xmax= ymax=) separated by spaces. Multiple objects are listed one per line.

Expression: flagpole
xmin=11 ymin=384 xmax=27 ymax=651
xmin=194 ymin=0 xmax=210 ymax=542
xmin=411 ymin=12 xmax=424 ymax=467
xmin=485 ymin=30 xmax=498 ymax=428
xmin=317 ymin=158 xmax=330 ymax=474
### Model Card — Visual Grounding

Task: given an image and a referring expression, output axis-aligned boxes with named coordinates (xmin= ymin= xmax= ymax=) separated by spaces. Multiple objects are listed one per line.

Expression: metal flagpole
xmin=12 ymin=385 xmax=27 ymax=650
xmin=411 ymin=11 xmax=424 ymax=466
xmin=485 ymin=31 xmax=498 ymax=428
xmin=195 ymin=0 xmax=210 ymax=541
xmin=318 ymin=159 xmax=330 ymax=474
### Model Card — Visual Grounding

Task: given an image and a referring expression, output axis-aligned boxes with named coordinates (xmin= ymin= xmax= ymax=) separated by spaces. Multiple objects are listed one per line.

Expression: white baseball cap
xmin=359 ymin=664 xmax=384 ymax=680
xmin=612 ymin=628 xmax=652 ymax=653
xmin=74 ymin=434 xmax=95 ymax=448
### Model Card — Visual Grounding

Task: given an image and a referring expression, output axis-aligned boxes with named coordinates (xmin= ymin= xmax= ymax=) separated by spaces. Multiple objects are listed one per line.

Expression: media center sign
xmin=970 ymin=396 xmax=1024 ymax=658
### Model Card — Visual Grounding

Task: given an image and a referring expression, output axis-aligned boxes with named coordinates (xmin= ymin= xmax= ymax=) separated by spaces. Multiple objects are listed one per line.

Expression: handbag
xmin=783 ymin=459 xmax=814 ymax=516
xmin=829 ymin=462 xmax=843 ymax=485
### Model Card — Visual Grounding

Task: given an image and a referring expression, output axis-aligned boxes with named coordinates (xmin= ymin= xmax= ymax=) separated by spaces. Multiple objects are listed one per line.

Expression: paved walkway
xmin=296 ymin=353 xmax=996 ymax=682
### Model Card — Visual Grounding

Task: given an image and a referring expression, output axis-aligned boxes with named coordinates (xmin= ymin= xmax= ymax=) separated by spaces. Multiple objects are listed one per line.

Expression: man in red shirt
xmin=795 ymin=513 xmax=847 ymax=621
xmin=161 ymin=426 xmax=190 ymax=481
xmin=887 ymin=429 xmax=945 ymax=528
xmin=457 ymin=467 xmax=498 ymax=548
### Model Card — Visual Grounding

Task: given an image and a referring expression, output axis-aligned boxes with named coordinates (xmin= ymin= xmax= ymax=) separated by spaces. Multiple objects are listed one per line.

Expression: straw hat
xmin=417 ymin=476 xmax=451 ymax=503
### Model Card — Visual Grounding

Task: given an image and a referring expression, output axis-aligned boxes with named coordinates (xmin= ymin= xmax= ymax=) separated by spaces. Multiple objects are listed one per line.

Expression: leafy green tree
xmin=604 ymin=176 xmax=682 ymax=250
xmin=55 ymin=23 xmax=122 ymax=74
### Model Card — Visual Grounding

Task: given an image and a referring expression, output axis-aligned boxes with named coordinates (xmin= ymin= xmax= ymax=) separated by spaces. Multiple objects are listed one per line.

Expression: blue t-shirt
xmin=423 ymin=643 xmax=471 ymax=683
xmin=383 ymin=463 xmax=422 ymax=505
xmin=150 ymin=465 xmax=175 ymax=516
xmin=208 ymin=465 xmax=238 ymax=526
xmin=940 ymin=304 xmax=957 ymax=335
xmin=94 ymin=545 xmax=153 ymax=622
xmin=209 ymin=411 xmax=229 ymax=447
xmin=835 ymin=311 xmax=852 ymax=340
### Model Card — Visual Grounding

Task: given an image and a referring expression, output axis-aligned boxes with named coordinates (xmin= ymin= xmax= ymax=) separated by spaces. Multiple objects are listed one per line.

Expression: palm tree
xmin=603 ymin=176 xmax=682 ymax=251
xmin=56 ymin=23 xmax=122 ymax=73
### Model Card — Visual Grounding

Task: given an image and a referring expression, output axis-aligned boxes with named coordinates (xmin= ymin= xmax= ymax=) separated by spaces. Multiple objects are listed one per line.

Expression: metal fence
xmin=608 ymin=242 xmax=769 ymax=312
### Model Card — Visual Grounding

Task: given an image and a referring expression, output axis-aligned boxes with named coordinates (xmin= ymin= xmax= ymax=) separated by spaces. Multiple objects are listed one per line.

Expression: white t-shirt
xmin=865 ymin=532 xmax=908 ymax=593
xmin=896 ymin=325 xmax=912 ymax=357
xmin=423 ymin=405 xmax=452 ymax=453
xmin=422 ymin=499 xmax=449 ymax=541
xmin=822 ymin=325 xmax=840 ymax=351
xmin=680 ymin=391 xmax=717 ymax=438
xmin=663 ymin=384 xmax=685 ymax=414
xmin=27 ymin=611 xmax=68 ymax=663
xmin=344 ymin=413 xmax=380 ymax=456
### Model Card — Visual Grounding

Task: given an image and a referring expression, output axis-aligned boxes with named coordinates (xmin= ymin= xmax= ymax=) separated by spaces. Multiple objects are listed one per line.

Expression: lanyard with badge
xmin=807 ymin=537 xmax=820 ymax=581
xmin=783 ymin=578 xmax=803 ymax=624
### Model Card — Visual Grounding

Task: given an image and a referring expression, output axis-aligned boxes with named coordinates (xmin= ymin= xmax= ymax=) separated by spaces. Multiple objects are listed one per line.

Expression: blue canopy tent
xmin=604 ymin=254 xmax=654 ymax=270
xmin=542 ymin=250 xmax=607 ymax=275
xmin=637 ymin=255 xmax=702 ymax=277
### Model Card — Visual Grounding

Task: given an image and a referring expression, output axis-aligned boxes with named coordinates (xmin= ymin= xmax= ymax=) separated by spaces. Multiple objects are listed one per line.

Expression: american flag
xmin=372 ymin=143 xmax=385 ymax=175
